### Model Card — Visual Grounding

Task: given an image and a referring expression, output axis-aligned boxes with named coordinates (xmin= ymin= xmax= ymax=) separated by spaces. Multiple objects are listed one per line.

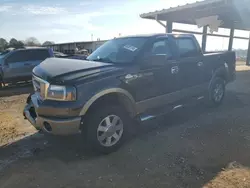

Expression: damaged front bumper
xmin=23 ymin=94 xmax=82 ymax=135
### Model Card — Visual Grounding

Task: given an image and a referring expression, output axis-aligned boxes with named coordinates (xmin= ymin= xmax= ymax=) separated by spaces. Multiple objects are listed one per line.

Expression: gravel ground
xmin=1 ymin=64 xmax=250 ymax=188
xmin=0 ymin=93 xmax=34 ymax=146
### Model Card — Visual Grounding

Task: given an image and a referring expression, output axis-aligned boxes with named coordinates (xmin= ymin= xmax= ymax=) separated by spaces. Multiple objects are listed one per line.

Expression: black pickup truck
xmin=24 ymin=34 xmax=236 ymax=153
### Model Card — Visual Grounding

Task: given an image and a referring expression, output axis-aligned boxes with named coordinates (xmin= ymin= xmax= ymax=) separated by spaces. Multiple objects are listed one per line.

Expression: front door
xmin=127 ymin=38 xmax=179 ymax=113
xmin=2 ymin=50 xmax=31 ymax=81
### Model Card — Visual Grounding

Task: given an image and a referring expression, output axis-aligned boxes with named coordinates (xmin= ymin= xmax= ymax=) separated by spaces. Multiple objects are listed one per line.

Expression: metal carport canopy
xmin=140 ymin=0 xmax=250 ymax=65
xmin=140 ymin=0 xmax=250 ymax=30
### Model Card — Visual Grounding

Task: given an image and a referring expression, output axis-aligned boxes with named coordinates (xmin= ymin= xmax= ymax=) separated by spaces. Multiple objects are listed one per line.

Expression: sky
xmin=0 ymin=0 xmax=249 ymax=50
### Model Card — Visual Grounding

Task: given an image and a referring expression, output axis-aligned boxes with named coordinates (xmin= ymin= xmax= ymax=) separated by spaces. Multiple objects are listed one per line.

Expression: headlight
xmin=46 ymin=85 xmax=76 ymax=101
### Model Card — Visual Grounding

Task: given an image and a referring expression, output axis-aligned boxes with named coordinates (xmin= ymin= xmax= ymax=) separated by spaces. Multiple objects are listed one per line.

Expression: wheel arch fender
xmin=209 ymin=64 xmax=228 ymax=89
xmin=79 ymin=88 xmax=137 ymax=117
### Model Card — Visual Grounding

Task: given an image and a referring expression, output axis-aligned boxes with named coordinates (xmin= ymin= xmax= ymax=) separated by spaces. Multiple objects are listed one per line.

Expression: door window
xmin=29 ymin=49 xmax=50 ymax=61
xmin=175 ymin=38 xmax=200 ymax=58
xmin=5 ymin=50 xmax=30 ymax=64
xmin=151 ymin=39 xmax=173 ymax=58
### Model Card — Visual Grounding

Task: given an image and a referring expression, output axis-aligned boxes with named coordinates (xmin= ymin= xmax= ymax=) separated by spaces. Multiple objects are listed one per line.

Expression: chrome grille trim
xmin=32 ymin=75 xmax=50 ymax=99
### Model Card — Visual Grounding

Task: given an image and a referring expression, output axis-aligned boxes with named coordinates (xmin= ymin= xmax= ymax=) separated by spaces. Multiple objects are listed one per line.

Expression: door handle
xmin=24 ymin=63 xmax=30 ymax=66
xmin=197 ymin=62 xmax=203 ymax=67
xmin=171 ymin=66 xmax=179 ymax=74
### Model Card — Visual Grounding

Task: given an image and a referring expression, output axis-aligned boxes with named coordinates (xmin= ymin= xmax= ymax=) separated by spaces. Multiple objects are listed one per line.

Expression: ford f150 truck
xmin=23 ymin=34 xmax=236 ymax=153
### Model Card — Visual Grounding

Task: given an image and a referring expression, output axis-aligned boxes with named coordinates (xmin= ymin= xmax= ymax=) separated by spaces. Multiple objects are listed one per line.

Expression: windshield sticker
xmin=123 ymin=45 xmax=138 ymax=52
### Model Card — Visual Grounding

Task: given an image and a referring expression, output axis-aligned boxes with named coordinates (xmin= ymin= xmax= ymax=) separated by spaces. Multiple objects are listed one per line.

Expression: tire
xmin=206 ymin=77 xmax=225 ymax=107
xmin=83 ymin=105 xmax=130 ymax=154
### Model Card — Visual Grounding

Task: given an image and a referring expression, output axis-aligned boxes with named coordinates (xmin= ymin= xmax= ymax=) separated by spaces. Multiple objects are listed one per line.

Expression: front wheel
xmin=206 ymin=77 xmax=225 ymax=107
xmin=83 ymin=105 xmax=130 ymax=154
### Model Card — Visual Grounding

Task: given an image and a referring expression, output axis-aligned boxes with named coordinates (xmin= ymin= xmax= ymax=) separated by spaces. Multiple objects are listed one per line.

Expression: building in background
xmin=45 ymin=40 xmax=107 ymax=54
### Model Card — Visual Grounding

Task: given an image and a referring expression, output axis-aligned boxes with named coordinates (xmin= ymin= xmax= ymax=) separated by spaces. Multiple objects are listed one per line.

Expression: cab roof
xmin=117 ymin=33 xmax=195 ymax=39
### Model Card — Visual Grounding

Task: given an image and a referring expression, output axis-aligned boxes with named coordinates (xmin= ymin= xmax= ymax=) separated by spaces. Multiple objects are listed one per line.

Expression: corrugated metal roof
xmin=139 ymin=0 xmax=250 ymax=30
xmin=140 ymin=0 xmax=228 ymax=19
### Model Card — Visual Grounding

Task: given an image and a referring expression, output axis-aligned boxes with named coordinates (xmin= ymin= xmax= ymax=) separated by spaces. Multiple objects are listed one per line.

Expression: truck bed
xmin=204 ymin=51 xmax=236 ymax=82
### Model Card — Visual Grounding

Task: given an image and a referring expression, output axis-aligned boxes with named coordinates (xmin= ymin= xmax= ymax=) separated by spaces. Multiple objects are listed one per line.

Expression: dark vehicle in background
xmin=53 ymin=51 xmax=68 ymax=58
xmin=24 ymin=34 xmax=236 ymax=154
xmin=75 ymin=49 xmax=89 ymax=59
xmin=0 ymin=48 xmax=15 ymax=56
xmin=0 ymin=47 xmax=54 ymax=87
xmin=54 ymin=50 xmax=88 ymax=60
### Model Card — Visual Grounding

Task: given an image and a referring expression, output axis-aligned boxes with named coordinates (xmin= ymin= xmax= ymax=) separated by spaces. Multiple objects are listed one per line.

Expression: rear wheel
xmin=206 ymin=77 xmax=225 ymax=107
xmin=83 ymin=105 xmax=130 ymax=154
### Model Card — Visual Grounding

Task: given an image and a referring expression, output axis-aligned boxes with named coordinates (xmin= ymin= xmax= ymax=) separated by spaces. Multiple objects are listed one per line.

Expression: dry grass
xmin=204 ymin=162 xmax=250 ymax=188
xmin=236 ymin=61 xmax=250 ymax=71
xmin=236 ymin=65 xmax=250 ymax=72
xmin=0 ymin=112 xmax=20 ymax=145
xmin=0 ymin=94 xmax=35 ymax=146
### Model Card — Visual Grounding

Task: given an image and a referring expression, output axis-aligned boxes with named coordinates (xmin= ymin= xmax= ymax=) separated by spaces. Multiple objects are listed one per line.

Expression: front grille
xmin=32 ymin=75 xmax=49 ymax=99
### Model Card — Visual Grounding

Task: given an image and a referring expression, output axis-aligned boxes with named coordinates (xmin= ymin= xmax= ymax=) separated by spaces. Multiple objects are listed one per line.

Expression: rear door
xmin=175 ymin=37 xmax=205 ymax=96
xmin=2 ymin=50 xmax=31 ymax=80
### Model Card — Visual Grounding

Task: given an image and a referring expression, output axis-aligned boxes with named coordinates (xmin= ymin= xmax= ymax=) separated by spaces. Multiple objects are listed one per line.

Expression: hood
xmin=33 ymin=57 xmax=117 ymax=83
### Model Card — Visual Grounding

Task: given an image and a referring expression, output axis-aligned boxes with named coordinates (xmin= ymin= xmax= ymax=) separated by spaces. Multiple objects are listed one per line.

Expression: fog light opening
xmin=43 ymin=122 xmax=52 ymax=132
xmin=29 ymin=107 xmax=37 ymax=119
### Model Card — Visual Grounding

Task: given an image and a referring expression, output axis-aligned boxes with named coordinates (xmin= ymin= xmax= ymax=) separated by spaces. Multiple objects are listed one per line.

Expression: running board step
xmin=140 ymin=115 xmax=156 ymax=122
xmin=138 ymin=95 xmax=205 ymax=122
xmin=139 ymin=104 xmax=184 ymax=122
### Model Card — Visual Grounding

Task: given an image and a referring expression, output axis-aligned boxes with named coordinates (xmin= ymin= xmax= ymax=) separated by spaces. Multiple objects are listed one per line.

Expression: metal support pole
xmin=166 ymin=22 xmax=173 ymax=33
xmin=201 ymin=26 xmax=208 ymax=52
xmin=246 ymin=33 xmax=250 ymax=65
xmin=228 ymin=28 xmax=234 ymax=51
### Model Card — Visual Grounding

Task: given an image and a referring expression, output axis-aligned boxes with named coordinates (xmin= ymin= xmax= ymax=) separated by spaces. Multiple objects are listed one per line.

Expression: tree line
xmin=0 ymin=37 xmax=55 ymax=52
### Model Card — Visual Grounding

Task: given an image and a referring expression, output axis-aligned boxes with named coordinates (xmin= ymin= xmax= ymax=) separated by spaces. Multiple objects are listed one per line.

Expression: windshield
xmin=0 ymin=50 xmax=11 ymax=57
xmin=87 ymin=37 xmax=147 ymax=64
xmin=0 ymin=54 xmax=6 ymax=59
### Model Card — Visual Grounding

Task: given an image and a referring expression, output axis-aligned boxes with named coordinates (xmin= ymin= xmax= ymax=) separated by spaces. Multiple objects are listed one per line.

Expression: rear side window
xmin=5 ymin=49 xmax=50 ymax=63
xmin=175 ymin=38 xmax=200 ymax=57
xmin=29 ymin=49 xmax=50 ymax=61
xmin=5 ymin=50 xmax=30 ymax=63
